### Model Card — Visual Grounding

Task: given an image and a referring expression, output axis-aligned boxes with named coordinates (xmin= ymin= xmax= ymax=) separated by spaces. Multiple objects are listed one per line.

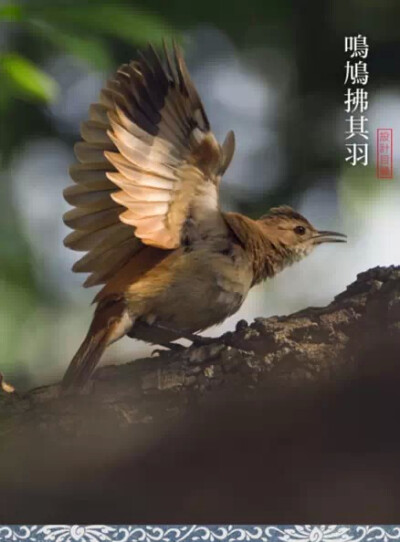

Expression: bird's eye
xmin=294 ymin=225 xmax=306 ymax=235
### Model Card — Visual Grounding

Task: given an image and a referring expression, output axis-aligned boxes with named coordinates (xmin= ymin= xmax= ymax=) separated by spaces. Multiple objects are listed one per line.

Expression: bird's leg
xmin=151 ymin=323 xmax=221 ymax=348
xmin=151 ymin=342 xmax=185 ymax=357
xmin=182 ymin=333 xmax=220 ymax=346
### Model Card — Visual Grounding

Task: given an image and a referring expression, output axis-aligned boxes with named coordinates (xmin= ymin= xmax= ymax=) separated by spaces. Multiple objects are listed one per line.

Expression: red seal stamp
xmin=376 ymin=128 xmax=393 ymax=179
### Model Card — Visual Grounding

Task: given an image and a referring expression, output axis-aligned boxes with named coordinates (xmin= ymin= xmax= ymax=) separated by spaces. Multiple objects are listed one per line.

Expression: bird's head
xmin=259 ymin=206 xmax=346 ymax=264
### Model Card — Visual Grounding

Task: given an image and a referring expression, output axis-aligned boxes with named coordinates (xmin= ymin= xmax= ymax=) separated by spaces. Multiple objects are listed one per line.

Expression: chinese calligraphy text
xmin=344 ymin=34 xmax=369 ymax=167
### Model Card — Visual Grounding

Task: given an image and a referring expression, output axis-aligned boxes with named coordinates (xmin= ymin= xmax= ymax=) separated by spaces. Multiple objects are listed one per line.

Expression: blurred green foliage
xmin=0 ymin=0 xmax=179 ymax=382
xmin=0 ymin=0 xmax=175 ymax=145
xmin=1 ymin=52 xmax=59 ymax=102
xmin=1 ymin=0 xmax=400 ymax=385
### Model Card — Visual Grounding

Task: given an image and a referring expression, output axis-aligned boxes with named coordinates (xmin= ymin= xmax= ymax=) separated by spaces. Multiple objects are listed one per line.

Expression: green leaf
xmin=0 ymin=3 xmax=22 ymax=22
xmin=0 ymin=53 xmax=59 ymax=103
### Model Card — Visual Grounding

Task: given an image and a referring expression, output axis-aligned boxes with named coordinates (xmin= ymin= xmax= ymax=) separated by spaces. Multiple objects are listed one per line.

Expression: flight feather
xmin=63 ymin=41 xmax=235 ymax=289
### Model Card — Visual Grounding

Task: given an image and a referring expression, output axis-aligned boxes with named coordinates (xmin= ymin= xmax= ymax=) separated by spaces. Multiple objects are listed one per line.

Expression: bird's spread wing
xmin=64 ymin=41 xmax=235 ymax=288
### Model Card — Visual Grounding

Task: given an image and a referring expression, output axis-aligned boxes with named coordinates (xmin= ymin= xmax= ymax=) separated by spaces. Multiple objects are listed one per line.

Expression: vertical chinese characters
xmin=344 ymin=34 xmax=369 ymax=166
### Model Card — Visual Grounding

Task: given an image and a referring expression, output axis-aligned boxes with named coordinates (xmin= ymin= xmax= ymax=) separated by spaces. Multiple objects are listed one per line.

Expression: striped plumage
xmin=64 ymin=42 xmax=234 ymax=291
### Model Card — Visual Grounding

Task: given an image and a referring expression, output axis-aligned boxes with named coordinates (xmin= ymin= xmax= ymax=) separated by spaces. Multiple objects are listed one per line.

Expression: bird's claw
xmin=151 ymin=348 xmax=163 ymax=357
xmin=151 ymin=343 xmax=185 ymax=357
xmin=188 ymin=334 xmax=220 ymax=347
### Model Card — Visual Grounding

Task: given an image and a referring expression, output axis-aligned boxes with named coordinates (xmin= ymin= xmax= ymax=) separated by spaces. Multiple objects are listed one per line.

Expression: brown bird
xmin=62 ymin=42 xmax=346 ymax=390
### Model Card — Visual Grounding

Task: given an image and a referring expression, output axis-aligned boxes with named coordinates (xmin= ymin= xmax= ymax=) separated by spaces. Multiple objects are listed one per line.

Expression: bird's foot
xmin=149 ymin=323 xmax=226 ymax=350
xmin=151 ymin=342 xmax=185 ymax=357
xmin=183 ymin=333 xmax=221 ymax=347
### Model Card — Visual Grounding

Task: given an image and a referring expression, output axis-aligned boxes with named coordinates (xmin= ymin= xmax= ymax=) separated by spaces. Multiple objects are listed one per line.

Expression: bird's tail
xmin=61 ymin=327 xmax=110 ymax=391
xmin=62 ymin=298 xmax=129 ymax=391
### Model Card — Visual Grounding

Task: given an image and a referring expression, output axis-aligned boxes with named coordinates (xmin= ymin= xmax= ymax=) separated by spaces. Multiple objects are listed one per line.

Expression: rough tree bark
xmin=1 ymin=265 xmax=400 ymax=523
xmin=1 ymin=265 xmax=400 ymax=435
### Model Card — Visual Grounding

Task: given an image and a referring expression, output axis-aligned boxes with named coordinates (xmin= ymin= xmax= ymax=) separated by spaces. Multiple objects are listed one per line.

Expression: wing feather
xmin=63 ymin=41 xmax=235 ymax=291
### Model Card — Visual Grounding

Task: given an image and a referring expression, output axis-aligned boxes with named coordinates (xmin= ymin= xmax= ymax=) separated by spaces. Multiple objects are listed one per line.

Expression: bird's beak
xmin=313 ymin=230 xmax=347 ymax=244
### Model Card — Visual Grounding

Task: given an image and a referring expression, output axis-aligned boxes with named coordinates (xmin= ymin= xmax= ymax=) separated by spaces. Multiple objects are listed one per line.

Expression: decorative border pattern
xmin=0 ymin=526 xmax=400 ymax=542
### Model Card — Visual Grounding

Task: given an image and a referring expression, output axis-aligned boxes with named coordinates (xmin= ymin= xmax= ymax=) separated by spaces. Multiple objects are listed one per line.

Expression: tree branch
xmin=2 ymin=265 xmax=400 ymax=523
xmin=1 ymin=265 xmax=400 ymax=436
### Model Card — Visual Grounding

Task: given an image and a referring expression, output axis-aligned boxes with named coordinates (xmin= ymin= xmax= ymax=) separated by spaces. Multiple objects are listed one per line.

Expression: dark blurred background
xmin=1 ymin=0 xmax=400 ymax=389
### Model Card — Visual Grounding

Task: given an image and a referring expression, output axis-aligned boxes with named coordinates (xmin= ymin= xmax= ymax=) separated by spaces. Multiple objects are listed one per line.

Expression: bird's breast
xmin=127 ymin=239 xmax=253 ymax=334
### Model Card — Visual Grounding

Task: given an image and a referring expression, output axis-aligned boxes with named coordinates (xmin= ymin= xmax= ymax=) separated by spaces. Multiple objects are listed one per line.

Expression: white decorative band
xmin=0 ymin=526 xmax=400 ymax=542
